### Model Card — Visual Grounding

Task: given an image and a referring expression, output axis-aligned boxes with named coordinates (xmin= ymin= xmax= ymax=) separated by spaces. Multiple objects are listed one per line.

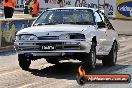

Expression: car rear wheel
xmin=46 ymin=58 xmax=59 ymax=64
xmin=18 ymin=54 xmax=31 ymax=71
xmin=83 ymin=42 xmax=96 ymax=71
xmin=102 ymin=42 xmax=117 ymax=66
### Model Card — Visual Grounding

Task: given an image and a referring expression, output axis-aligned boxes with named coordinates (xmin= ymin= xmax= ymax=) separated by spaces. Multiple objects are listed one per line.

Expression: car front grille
xmin=19 ymin=42 xmax=80 ymax=51
xmin=38 ymin=36 xmax=59 ymax=40
xmin=38 ymin=42 xmax=80 ymax=50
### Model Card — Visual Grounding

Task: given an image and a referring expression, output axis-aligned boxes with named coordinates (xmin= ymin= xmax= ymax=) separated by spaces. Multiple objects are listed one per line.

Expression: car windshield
xmin=33 ymin=9 xmax=95 ymax=26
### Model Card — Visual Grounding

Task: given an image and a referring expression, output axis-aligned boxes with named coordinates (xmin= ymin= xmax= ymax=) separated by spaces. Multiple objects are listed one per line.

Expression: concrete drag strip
xmin=0 ymin=34 xmax=132 ymax=88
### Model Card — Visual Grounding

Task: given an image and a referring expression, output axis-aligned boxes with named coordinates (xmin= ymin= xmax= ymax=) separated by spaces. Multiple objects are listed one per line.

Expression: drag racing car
xmin=14 ymin=7 xmax=119 ymax=71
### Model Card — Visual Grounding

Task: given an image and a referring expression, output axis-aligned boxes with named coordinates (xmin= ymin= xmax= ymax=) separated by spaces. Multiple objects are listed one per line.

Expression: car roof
xmin=48 ymin=7 xmax=98 ymax=12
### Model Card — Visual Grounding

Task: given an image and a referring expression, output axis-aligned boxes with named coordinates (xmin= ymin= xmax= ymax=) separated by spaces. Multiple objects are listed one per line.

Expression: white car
xmin=14 ymin=7 xmax=119 ymax=71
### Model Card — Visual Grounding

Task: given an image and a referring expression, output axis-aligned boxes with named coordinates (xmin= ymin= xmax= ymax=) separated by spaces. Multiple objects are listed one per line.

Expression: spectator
xmin=2 ymin=0 xmax=16 ymax=18
xmin=29 ymin=0 xmax=33 ymax=13
xmin=58 ymin=0 xmax=64 ymax=7
xmin=31 ymin=0 xmax=40 ymax=17
xmin=24 ymin=0 xmax=30 ymax=14
xmin=75 ymin=0 xmax=86 ymax=7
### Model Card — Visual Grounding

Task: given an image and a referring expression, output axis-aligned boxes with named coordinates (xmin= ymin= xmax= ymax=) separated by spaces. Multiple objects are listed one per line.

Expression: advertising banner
xmin=116 ymin=0 xmax=132 ymax=19
xmin=0 ymin=21 xmax=1 ymax=48
xmin=39 ymin=0 xmax=116 ymax=17
xmin=0 ymin=0 xmax=116 ymax=17
xmin=0 ymin=19 xmax=34 ymax=48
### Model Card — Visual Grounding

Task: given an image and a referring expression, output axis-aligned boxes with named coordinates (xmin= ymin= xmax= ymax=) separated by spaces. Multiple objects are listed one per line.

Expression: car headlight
xmin=70 ymin=34 xmax=85 ymax=39
xmin=17 ymin=35 xmax=38 ymax=40
xmin=15 ymin=36 xmax=19 ymax=40
xmin=59 ymin=33 xmax=85 ymax=39
xmin=59 ymin=34 xmax=70 ymax=39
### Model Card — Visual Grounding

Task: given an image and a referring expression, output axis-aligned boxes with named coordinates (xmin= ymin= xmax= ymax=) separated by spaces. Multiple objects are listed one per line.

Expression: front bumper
xmin=14 ymin=39 xmax=92 ymax=57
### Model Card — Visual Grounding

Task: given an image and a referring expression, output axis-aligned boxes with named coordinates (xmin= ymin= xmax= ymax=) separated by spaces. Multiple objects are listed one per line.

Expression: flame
xmin=78 ymin=66 xmax=86 ymax=76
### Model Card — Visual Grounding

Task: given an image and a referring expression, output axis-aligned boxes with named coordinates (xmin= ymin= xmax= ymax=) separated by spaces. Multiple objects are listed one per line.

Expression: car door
xmin=98 ymin=11 xmax=114 ymax=51
xmin=94 ymin=11 xmax=109 ymax=55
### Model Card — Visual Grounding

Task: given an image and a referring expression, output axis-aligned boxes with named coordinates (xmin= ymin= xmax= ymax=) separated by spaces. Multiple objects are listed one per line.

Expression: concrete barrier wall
xmin=0 ymin=12 xmax=32 ymax=18
xmin=0 ymin=18 xmax=34 ymax=49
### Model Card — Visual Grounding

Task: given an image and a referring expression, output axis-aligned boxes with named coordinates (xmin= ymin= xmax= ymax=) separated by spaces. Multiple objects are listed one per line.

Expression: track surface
xmin=0 ymin=19 xmax=132 ymax=88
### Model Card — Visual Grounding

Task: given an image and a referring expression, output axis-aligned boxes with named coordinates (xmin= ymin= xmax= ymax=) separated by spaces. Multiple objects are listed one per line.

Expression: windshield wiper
xmin=63 ymin=22 xmax=76 ymax=24
xmin=34 ymin=22 xmax=94 ymax=26
xmin=33 ymin=23 xmax=46 ymax=26
xmin=33 ymin=23 xmax=57 ymax=26
xmin=75 ymin=21 xmax=94 ymax=25
xmin=62 ymin=22 xmax=94 ymax=25
xmin=44 ymin=23 xmax=57 ymax=25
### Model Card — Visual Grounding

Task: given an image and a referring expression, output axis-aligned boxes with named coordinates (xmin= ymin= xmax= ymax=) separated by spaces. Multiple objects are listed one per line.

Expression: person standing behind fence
xmin=2 ymin=0 xmax=16 ymax=18
xmin=24 ymin=0 xmax=30 ymax=14
xmin=31 ymin=0 xmax=40 ymax=17
xmin=29 ymin=0 xmax=33 ymax=13
xmin=58 ymin=0 xmax=64 ymax=7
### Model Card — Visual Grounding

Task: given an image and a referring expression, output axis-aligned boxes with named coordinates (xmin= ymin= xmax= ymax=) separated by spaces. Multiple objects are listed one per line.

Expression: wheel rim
xmin=91 ymin=47 xmax=96 ymax=68
xmin=113 ymin=44 xmax=117 ymax=63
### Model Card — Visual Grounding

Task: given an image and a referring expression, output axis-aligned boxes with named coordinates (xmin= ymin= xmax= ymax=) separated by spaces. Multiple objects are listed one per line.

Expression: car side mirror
xmin=97 ymin=22 xmax=106 ymax=28
xmin=28 ymin=24 xmax=31 ymax=27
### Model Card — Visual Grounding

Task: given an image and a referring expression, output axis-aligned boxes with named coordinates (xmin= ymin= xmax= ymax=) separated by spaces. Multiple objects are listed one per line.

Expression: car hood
xmin=16 ymin=24 xmax=95 ymax=36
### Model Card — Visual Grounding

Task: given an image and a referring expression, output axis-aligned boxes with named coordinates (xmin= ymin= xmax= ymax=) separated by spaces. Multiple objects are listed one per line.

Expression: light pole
xmin=98 ymin=0 xmax=99 ymax=10
xmin=104 ymin=0 xmax=109 ymax=17
xmin=104 ymin=0 xmax=105 ymax=14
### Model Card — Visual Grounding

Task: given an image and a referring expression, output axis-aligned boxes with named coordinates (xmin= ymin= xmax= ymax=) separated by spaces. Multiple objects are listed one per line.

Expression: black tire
xmin=83 ymin=42 xmax=96 ymax=71
xmin=102 ymin=42 xmax=117 ymax=66
xmin=18 ymin=54 xmax=31 ymax=71
xmin=46 ymin=58 xmax=59 ymax=64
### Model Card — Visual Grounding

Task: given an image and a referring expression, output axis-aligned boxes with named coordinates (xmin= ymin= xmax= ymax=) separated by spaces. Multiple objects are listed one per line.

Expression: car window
xmin=37 ymin=11 xmax=53 ymax=24
xmin=95 ymin=12 xmax=102 ymax=22
xmin=98 ymin=13 xmax=104 ymax=22
xmin=95 ymin=12 xmax=106 ymax=28
xmin=98 ymin=11 xmax=114 ymax=30
xmin=33 ymin=9 xmax=95 ymax=26
xmin=75 ymin=10 xmax=94 ymax=23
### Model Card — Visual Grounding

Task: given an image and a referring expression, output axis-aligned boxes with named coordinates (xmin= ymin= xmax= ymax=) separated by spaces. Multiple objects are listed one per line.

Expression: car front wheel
xmin=18 ymin=54 xmax=31 ymax=71
xmin=46 ymin=58 xmax=59 ymax=64
xmin=83 ymin=42 xmax=96 ymax=71
xmin=102 ymin=42 xmax=117 ymax=66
